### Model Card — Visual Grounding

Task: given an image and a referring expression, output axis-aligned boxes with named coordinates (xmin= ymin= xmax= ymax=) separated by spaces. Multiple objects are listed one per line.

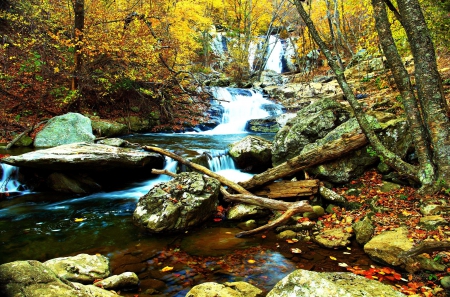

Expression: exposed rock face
xmin=266 ymin=269 xmax=405 ymax=297
xmin=94 ymin=272 xmax=139 ymax=290
xmin=91 ymin=119 xmax=128 ymax=138
xmin=1 ymin=142 xmax=164 ymax=171
xmin=133 ymin=172 xmax=221 ymax=233
xmin=0 ymin=260 xmax=118 ymax=297
xmin=34 ymin=113 xmax=96 ymax=148
xmin=272 ymin=97 xmax=351 ymax=166
xmin=47 ymin=172 xmax=102 ymax=194
xmin=43 ymin=254 xmax=110 ymax=284
xmin=353 ymin=216 xmax=374 ymax=245
xmin=186 ymin=281 xmax=263 ymax=297
xmin=228 ymin=136 xmax=272 ymax=172
xmin=364 ymin=227 xmax=413 ymax=269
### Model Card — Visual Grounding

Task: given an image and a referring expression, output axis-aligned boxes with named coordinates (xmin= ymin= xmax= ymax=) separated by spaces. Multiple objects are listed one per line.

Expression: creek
xmin=0 ymin=87 xmax=376 ymax=296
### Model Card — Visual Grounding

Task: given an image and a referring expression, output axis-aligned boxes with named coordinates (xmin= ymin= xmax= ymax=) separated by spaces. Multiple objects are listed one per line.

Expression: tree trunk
xmin=239 ymin=130 xmax=369 ymax=190
xmin=396 ymin=0 xmax=450 ymax=186
xmin=71 ymin=0 xmax=84 ymax=91
xmin=293 ymin=1 xmax=419 ymax=182
xmin=371 ymin=0 xmax=436 ymax=188
xmin=252 ymin=179 xmax=319 ymax=198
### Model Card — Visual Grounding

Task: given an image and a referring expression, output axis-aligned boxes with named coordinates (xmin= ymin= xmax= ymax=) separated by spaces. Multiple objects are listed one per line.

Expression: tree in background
xmin=293 ymin=0 xmax=450 ymax=193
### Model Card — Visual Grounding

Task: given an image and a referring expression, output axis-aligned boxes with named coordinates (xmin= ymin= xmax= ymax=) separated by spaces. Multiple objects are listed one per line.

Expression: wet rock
xmin=133 ymin=172 xmax=220 ymax=233
xmin=96 ymin=138 xmax=128 ymax=147
xmin=237 ymin=219 xmax=258 ymax=231
xmin=47 ymin=172 xmax=102 ymax=194
xmin=353 ymin=216 xmax=374 ymax=245
xmin=246 ymin=117 xmax=281 ymax=133
xmin=94 ymin=272 xmax=139 ymax=290
xmin=186 ymin=281 xmax=263 ymax=297
xmin=379 ymin=181 xmax=402 ymax=192
xmin=266 ymin=269 xmax=405 ymax=297
xmin=0 ymin=260 xmax=118 ymax=297
xmin=272 ymin=97 xmax=351 ymax=166
xmin=228 ymin=136 xmax=272 ymax=172
xmin=43 ymin=253 xmax=110 ymax=284
xmin=14 ymin=135 xmax=33 ymax=147
xmin=419 ymin=215 xmax=448 ymax=230
xmin=364 ymin=227 xmax=412 ymax=268
xmin=313 ymin=228 xmax=352 ymax=249
xmin=91 ymin=119 xmax=128 ymax=138
xmin=277 ymin=230 xmax=297 ymax=240
xmin=2 ymin=142 xmax=164 ymax=171
xmin=227 ymin=203 xmax=271 ymax=220
xmin=34 ymin=113 xmax=95 ymax=148
xmin=420 ymin=204 xmax=444 ymax=216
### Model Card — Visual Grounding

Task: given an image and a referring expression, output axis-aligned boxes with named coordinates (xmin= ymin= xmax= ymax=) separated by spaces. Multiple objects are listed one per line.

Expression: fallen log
xmin=239 ymin=131 xmax=368 ymax=190
xmin=253 ymin=179 xmax=319 ymax=198
xmin=221 ymin=187 xmax=313 ymax=237
xmin=5 ymin=120 xmax=48 ymax=150
xmin=399 ymin=241 xmax=450 ymax=258
xmin=143 ymin=146 xmax=252 ymax=195
xmin=151 ymin=168 xmax=313 ymax=237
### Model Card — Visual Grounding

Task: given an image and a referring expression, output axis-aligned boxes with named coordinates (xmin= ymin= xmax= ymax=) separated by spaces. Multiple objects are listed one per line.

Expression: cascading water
xmin=264 ymin=35 xmax=283 ymax=73
xmin=0 ymin=163 xmax=27 ymax=195
xmin=206 ymin=149 xmax=252 ymax=182
xmin=207 ymin=87 xmax=283 ymax=134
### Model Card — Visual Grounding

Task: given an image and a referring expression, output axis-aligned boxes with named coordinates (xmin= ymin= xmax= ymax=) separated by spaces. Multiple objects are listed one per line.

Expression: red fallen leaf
xmin=217 ymin=205 xmax=224 ymax=212
xmin=213 ymin=218 xmax=222 ymax=222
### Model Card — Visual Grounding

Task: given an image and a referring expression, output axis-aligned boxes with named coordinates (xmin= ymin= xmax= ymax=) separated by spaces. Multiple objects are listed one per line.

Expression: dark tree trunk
xmin=293 ymin=0 xmax=419 ymax=181
xmin=371 ymin=0 xmax=436 ymax=188
xmin=396 ymin=0 xmax=450 ymax=186
xmin=71 ymin=0 xmax=85 ymax=91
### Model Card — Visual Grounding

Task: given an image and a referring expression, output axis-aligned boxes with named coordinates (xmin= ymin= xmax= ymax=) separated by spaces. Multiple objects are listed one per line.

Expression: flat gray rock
xmin=2 ymin=142 xmax=164 ymax=171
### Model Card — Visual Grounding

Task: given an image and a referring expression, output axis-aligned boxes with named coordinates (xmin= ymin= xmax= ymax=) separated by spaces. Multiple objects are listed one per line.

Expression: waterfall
xmin=207 ymin=87 xmax=282 ymax=134
xmin=0 ymin=163 xmax=27 ymax=194
xmin=207 ymin=150 xmax=252 ymax=183
xmin=264 ymin=35 xmax=283 ymax=73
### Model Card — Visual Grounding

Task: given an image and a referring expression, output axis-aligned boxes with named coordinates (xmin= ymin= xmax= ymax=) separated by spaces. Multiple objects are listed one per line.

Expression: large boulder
xmin=1 ymin=142 xmax=164 ymax=171
xmin=186 ymin=281 xmax=263 ymax=297
xmin=228 ymin=136 xmax=272 ymax=172
xmin=306 ymin=116 xmax=412 ymax=183
xmin=34 ymin=113 xmax=95 ymax=148
xmin=133 ymin=172 xmax=221 ymax=233
xmin=272 ymin=97 xmax=351 ymax=166
xmin=266 ymin=269 xmax=405 ymax=297
xmin=91 ymin=119 xmax=128 ymax=138
xmin=43 ymin=254 xmax=110 ymax=284
xmin=0 ymin=260 xmax=118 ymax=297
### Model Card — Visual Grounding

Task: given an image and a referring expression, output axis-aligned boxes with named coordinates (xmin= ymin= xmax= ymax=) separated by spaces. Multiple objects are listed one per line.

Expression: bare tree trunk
xmin=239 ymin=131 xmax=370 ymax=190
xmin=396 ymin=0 xmax=450 ymax=186
xmin=371 ymin=0 xmax=435 ymax=188
xmin=293 ymin=0 xmax=419 ymax=182
xmin=71 ymin=0 xmax=84 ymax=91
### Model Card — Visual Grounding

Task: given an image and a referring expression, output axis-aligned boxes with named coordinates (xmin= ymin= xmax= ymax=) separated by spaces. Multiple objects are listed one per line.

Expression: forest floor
xmin=1 ymin=51 xmax=450 ymax=296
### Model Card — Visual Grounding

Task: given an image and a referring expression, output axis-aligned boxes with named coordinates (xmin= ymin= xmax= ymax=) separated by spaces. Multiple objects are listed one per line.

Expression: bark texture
xmin=372 ymin=0 xmax=435 ymax=186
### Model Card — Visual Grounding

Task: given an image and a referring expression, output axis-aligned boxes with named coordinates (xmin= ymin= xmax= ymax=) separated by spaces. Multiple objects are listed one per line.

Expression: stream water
xmin=0 ymin=87 xmax=376 ymax=296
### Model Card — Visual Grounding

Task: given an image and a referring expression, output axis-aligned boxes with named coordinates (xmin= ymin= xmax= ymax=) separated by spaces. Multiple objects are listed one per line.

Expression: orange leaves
xmin=346 ymin=265 xmax=402 ymax=282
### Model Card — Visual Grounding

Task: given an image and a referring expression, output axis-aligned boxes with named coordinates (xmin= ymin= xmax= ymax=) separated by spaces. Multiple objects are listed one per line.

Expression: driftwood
xmin=143 ymin=146 xmax=252 ymax=195
xmin=5 ymin=120 xmax=48 ymax=150
xmin=239 ymin=131 xmax=368 ymax=190
xmin=253 ymin=179 xmax=319 ymax=198
xmin=399 ymin=241 xmax=450 ymax=258
xmin=150 ymin=159 xmax=313 ymax=237
xmin=220 ymin=187 xmax=313 ymax=237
